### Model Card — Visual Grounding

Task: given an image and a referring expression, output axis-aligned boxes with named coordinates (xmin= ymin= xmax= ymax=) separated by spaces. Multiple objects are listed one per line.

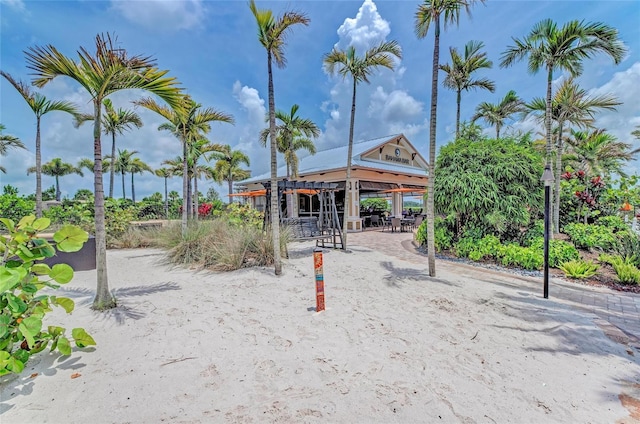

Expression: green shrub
xmin=0 ymin=216 xmax=95 ymax=375
xmin=520 ymin=220 xmax=544 ymax=247
xmin=454 ymin=237 xmax=478 ymax=258
xmin=596 ymin=215 xmax=628 ymax=232
xmin=215 ymin=203 xmax=264 ymax=228
xmin=558 ymin=260 xmax=599 ymax=279
xmin=44 ymin=203 xmax=94 ymax=233
xmin=497 ymin=243 xmax=543 ymax=270
xmin=611 ymin=232 xmax=640 ymax=267
xmin=563 ymin=223 xmax=617 ymax=251
xmin=415 ymin=217 xmax=454 ymax=252
xmin=528 ymin=237 xmax=580 ymax=268
xmin=612 ymin=261 xmax=640 ymax=285
xmin=0 ymin=195 xmax=35 ymax=225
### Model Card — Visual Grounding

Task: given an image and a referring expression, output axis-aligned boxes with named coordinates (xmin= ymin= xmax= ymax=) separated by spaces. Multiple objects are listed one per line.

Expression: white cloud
xmin=110 ymin=0 xmax=205 ymax=31
xmin=368 ymin=87 xmax=423 ymax=122
xmin=335 ymin=0 xmax=390 ymax=54
xmin=1 ymin=0 xmax=25 ymax=12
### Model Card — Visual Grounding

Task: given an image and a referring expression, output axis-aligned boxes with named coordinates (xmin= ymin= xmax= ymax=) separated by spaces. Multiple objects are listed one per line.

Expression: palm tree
xmin=415 ymin=0 xmax=485 ymax=277
xmin=565 ymin=129 xmax=640 ymax=178
xmin=250 ymin=0 xmax=310 ymax=276
xmin=472 ymin=90 xmax=525 ymax=139
xmin=210 ymin=144 xmax=251 ymax=199
xmin=439 ymin=40 xmax=494 ymax=138
xmin=155 ymin=167 xmax=173 ymax=218
xmin=501 ymin=19 xmax=625 ymax=164
xmin=112 ymin=149 xmax=138 ymax=200
xmin=25 ymin=33 xmax=183 ymax=309
xmin=524 ymin=78 xmax=620 ymax=230
xmin=259 ymin=104 xmax=319 ymax=217
xmin=75 ymin=99 xmax=143 ymax=198
xmin=185 ymin=138 xmax=223 ymax=219
xmin=323 ymin=41 xmax=401 ymax=248
xmin=28 ymin=158 xmax=83 ymax=201
xmin=0 ymin=124 xmax=26 ymax=174
xmin=129 ymin=157 xmax=152 ymax=203
xmin=136 ymin=96 xmax=233 ymax=231
xmin=259 ymin=104 xmax=319 ymax=179
xmin=1 ymin=71 xmax=80 ymax=217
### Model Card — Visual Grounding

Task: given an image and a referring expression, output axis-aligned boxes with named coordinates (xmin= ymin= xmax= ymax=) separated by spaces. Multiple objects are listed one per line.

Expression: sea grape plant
xmin=0 ymin=215 xmax=95 ymax=375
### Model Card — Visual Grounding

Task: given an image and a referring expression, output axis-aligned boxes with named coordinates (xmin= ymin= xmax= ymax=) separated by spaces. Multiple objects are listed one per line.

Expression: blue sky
xmin=1 ymin=0 xmax=639 ymax=200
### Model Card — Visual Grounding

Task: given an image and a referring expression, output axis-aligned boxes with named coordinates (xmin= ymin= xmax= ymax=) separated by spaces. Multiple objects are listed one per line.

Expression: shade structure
xmin=228 ymin=190 xmax=266 ymax=197
xmin=284 ymin=189 xmax=319 ymax=196
xmin=378 ymin=187 xmax=426 ymax=195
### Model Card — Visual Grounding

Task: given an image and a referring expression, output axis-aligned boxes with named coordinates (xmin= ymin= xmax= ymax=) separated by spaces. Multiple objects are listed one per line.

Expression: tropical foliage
xmin=0 ymin=124 xmax=26 ymax=174
xmin=27 ymin=158 xmax=83 ymax=201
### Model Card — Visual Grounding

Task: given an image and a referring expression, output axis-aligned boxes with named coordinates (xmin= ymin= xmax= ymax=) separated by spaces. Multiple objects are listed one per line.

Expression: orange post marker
xmin=313 ymin=248 xmax=325 ymax=312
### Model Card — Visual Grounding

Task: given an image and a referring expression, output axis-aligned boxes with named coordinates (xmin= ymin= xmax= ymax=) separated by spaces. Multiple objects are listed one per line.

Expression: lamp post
xmin=541 ymin=164 xmax=554 ymax=299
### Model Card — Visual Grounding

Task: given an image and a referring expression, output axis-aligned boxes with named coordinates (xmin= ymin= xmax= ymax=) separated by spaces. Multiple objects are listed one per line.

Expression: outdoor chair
xmin=370 ymin=214 xmax=381 ymax=227
xmin=390 ymin=217 xmax=401 ymax=232
xmin=412 ymin=215 xmax=423 ymax=230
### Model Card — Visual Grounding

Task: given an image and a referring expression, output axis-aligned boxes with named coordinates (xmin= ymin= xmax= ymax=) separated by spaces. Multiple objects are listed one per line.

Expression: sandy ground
xmin=2 ymin=243 xmax=640 ymax=423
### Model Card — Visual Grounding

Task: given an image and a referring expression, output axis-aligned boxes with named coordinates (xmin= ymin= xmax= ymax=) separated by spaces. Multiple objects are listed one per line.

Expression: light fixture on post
xmin=541 ymin=164 xmax=554 ymax=299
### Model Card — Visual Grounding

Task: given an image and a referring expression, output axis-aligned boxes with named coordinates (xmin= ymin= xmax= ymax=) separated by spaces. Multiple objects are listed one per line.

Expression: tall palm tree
xmin=524 ymin=78 xmax=620 ymax=230
xmin=155 ymin=167 xmax=173 ymax=218
xmin=472 ymin=90 xmax=525 ymax=139
xmin=129 ymin=157 xmax=152 ymax=203
xmin=439 ymin=40 xmax=494 ymax=138
xmin=501 ymin=19 xmax=626 ymax=163
xmin=1 ymin=71 xmax=80 ymax=217
xmin=27 ymin=158 xmax=83 ymax=201
xmin=0 ymin=124 xmax=26 ymax=174
xmin=415 ymin=0 xmax=485 ymax=277
xmin=136 ymin=96 xmax=233 ymax=231
xmin=323 ymin=41 xmax=401 ymax=248
xmin=250 ymin=0 xmax=309 ymax=275
xmin=25 ymin=33 xmax=183 ymax=309
xmin=75 ymin=99 xmax=143 ymax=198
xmin=565 ymin=129 xmax=640 ymax=178
xmin=210 ymin=144 xmax=251 ymax=199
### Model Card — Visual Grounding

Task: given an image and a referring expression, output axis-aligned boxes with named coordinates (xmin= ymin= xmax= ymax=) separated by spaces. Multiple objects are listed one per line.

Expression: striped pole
xmin=313 ymin=248 xmax=325 ymax=312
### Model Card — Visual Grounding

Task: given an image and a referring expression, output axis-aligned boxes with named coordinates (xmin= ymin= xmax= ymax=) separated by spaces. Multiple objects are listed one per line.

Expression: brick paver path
xmin=348 ymin=228 xmax=640 ymax=346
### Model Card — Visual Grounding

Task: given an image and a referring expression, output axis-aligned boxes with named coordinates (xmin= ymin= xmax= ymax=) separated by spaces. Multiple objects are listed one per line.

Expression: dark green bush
xmin=520 ymin=220 xmax=544 ymax=247
xmin=415 ymin=217 xmax=454 ymax=252
xmin=596 ymin=215 xmax=629 ymax=232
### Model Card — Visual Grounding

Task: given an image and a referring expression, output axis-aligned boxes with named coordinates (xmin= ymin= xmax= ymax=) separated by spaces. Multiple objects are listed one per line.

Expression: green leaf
xmin=7 ymin=294 xmax=27 ymax=314
xmin=54 ymin=226 xmax=88 ymax=252
xmin=17 ymin=215 xmax=35 ymax=228
xmin=18 ymin=316 xmax=42 ymax=349
xmin=72 ymin=328 xmax=96 ymax=348
xmin=30 ymin=238 xmax=56 ymax=258
xmin=57 ymin=336 xmax=71 ymax=355
xmin=0 ymin=267 xmax=24 ymax=292
xmin=32 ymin=217 xmax=51 ymax=231
xmin=31 ymin=263 xmax=52 ymax=275
xmin=49 ymin=264 xmax=73 ymax=284
xmin=6 ymin=355 xmax=25 ymax=374
xmin=13 ymin=348 xmax=30 ymax=364
xmin=21 ymin=283 xmax=38 ymax=294
xmin=55 ymin=297 xmax=75 ymax=313
xmin=0 ymin=218 xmax=15 ymax=232
xmin=48 ymin=325 xmax=64 ymax=338
xmin=0 ymin=315 xmax=10 ymax=339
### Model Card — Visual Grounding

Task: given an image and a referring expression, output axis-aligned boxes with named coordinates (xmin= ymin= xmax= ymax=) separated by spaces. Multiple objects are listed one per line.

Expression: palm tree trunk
xmin=55 ymin=175 xmax=60 ymax=201
xmin=187 ymin=177 xmax=192 ymax=220
xmin=92 ymin=98 xmax=114 ymax=310
xmin=553 ymin=121 xmax=564 ymax=233
xmin=267 ymin=50 xmax=282 ymax=275
xmin=35 ymin=116 xmax=43 ymax=217
xmin=426 ymin=14 xmax=441 ymax=277
xmin=109 ymin=132 xmax=116 ymax=198
xmin=342 ymin=77 xmax=357 ymax=249
xmin=194 ymin=175 xmax=199 ymax=220
xmin=455 ymin=89 xmax=461 ymax=139
xmin=181 ymin=133 xmax=188 ymax=236
xmin=164 ymin=176 xmax=169 ymax=219
xmin=131 ymin=172 xmax=135 ymax=203
xmin=496 ymin=123 xmax=501 ymax=140
xmin=228 ymin=173 xmax=233 ymax=200
xmin=121 ymin=171 xmax=126 ymax=200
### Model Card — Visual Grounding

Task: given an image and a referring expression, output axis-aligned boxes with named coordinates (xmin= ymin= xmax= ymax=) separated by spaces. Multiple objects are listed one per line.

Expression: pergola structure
xmin=235 ymin=134 xmax=428 ymax=232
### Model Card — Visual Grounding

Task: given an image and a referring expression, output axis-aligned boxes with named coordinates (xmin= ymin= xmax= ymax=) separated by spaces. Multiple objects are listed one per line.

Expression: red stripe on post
xmin=313 ymin=248 xmax=325 ymax=312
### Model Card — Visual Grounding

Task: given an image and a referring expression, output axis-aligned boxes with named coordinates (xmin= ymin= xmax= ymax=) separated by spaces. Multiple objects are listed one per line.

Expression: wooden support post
xmin=313 ymin=248 xmax=325 ymax=312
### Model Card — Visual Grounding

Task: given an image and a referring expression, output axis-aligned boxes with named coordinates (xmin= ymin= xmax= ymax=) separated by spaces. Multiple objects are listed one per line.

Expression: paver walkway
xmin=348 ymin=228 xmax=640 ymax=347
